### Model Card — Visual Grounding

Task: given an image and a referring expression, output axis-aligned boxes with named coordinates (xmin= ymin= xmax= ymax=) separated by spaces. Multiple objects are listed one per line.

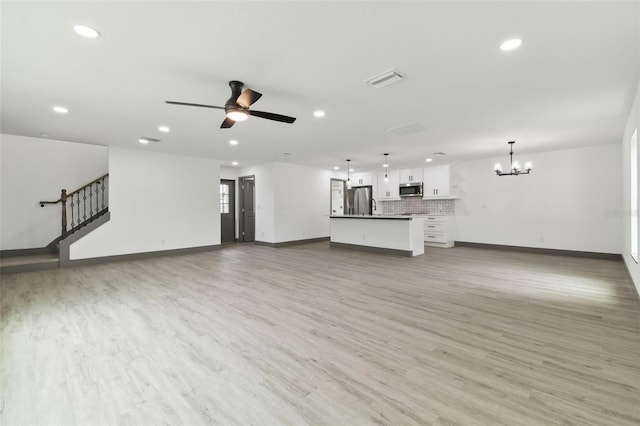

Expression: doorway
xmin=220 ymin=179 xmax=236 ymax=243
xmin=239 ymin=175 xmax=255 ymax=242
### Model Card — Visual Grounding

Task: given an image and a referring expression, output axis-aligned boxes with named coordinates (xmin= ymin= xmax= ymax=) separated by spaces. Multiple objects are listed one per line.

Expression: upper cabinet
xmin=399 ymin=168 xmax=423 ymax=184
xmin=350 ymin=172 xmax=372 ymax=187
xmin=423 ymin=165 xmax=452 ymax=198
xmin=377 ymin=170 xmax=400 ymax=200
xmin=345 ymin=165 xmax=457 ymax=199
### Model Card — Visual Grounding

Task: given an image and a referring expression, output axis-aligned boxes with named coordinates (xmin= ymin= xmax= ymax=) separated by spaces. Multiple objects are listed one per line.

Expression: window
xmin=220 ymin=183 xmax=230 ymax=214
xmin=631 ymin=128 xmax=638 ymax=262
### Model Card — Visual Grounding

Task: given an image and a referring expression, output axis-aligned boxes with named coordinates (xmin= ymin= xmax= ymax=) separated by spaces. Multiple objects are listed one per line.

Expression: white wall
xmin=273 ymin=162 xmax=333 ymax=243
xmin=220 ymin=166 xmax=240 ymax=181
xmin=0 ymin=134 xmax=108 ymax=250
xmin=622 ymin=82 xmax=640 ymax=293
xmin=70 ymin=147 xmax=219 ymax=259
xmin=455 ymin=143 xmax=622 ymax=254
xmin=233 ymin=162 xmax=339 ymax=244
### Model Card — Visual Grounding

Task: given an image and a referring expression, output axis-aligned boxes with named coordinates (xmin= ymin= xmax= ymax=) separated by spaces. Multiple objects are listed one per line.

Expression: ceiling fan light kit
xmin=494 ymin=141 xmax=533 ymax=176
xmin=226 ymin=109 xmax=248 ymax=122
xmin=166 ymin=80 xmax=296 ymax=129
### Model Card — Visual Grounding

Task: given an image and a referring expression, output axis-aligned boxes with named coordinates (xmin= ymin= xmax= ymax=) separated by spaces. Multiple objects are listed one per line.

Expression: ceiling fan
xmin=165 ymin=80 xmax=296 ymax=128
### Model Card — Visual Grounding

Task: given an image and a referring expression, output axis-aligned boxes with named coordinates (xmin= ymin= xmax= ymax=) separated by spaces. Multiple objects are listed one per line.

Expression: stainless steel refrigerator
xmin=346 ymin=186 xmax=372 ymax=215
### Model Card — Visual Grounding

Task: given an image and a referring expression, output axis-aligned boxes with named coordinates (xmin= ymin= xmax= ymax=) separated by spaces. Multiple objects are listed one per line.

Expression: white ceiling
xmin=1 ymin=1 xmax=638 ymax=172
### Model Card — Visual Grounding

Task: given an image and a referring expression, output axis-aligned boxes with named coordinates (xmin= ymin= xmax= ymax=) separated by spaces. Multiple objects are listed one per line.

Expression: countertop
xmin=330 ymin=215 xmax=412 ymax=220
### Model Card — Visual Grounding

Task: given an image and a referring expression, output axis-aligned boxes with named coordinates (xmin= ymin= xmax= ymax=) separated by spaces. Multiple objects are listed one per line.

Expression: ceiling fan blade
xmin=237 ymin=89 xmax=262 ymax=108
xmin=249 ymin=110 xmax=296 ymax=124
xmin=165 ymin=101 xmax=225 ymax=110
xmin=220 ymin=117 xmax=236 ymax=128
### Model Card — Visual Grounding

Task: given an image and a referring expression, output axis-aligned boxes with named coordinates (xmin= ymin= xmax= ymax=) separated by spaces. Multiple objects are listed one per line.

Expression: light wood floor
xmin=1 ymin=243 xmax=639 ymax=425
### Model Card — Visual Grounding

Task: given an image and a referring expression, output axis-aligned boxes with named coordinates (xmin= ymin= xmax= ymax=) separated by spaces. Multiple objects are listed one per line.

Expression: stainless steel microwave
xmin=399 ymin=183 xmax=423 ymax=197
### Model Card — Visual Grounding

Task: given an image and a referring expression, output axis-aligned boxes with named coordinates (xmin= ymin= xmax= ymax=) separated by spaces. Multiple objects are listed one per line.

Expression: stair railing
xmin=39 ymin=173 xmax=109 ymax=238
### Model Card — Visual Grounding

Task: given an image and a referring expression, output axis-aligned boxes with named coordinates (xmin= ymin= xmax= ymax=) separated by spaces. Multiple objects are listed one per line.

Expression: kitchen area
xmin=330 ymin=164 xmax=456 ymax=256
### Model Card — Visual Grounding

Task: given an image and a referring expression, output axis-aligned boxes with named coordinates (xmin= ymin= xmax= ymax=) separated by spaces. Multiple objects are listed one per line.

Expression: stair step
xmin=0 ymin=254 xmax=59 ymax=274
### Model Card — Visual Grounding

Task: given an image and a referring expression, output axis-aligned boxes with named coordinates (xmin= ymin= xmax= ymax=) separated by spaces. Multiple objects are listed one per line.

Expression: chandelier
xmin=494 ymin=141 xmax=532 ymax=176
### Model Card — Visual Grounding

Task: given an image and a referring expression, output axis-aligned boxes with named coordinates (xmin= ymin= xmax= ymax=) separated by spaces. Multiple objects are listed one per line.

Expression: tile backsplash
xmin=380 ymin=198 xmax=455 ymax=215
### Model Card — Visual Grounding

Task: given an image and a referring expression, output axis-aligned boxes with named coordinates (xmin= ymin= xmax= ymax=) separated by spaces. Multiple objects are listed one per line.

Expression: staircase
xmin=1 ymin=174 xmax=109 ymax=274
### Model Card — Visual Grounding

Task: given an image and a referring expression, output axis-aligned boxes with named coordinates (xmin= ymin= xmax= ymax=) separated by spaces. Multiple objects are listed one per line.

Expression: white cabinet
xmin=423 ymin=165 xmax=451 ymax=198
xmin=350 ymin=172 xmax=372 ymax=187
xmin=421 ymin=215 xmax=454 ymax=248
xmin=377 ymin=170 xmax=400 ymax=200
xmin=400 ymin=168 xmax=423 ymax=184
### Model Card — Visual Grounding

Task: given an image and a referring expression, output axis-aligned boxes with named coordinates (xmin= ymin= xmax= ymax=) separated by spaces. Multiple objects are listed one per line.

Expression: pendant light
xmin=383 ymin=153 xmax=389 ymax=182
xmin=494 ymin=141 xmax=532 ymax=176
xmin=346 ymin=159 xmax=352 ymax=188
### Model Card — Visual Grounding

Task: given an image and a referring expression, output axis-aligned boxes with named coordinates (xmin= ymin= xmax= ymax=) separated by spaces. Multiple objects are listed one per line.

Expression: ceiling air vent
xmin=139 ymin=137 xmax=161 ymax=143
xmin=365 ymin=69 xmax=403 ymax=88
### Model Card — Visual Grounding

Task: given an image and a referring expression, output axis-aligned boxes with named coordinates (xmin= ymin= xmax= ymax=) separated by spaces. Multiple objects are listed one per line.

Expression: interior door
xmin=220 ymin=179 xmax=236 ymax=243
xmin=241 ymin=178 xmax=255 ymax=242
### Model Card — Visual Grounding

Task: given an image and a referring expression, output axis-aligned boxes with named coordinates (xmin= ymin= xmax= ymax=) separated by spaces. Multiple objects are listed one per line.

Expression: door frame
xmin=238 ymin=175 xmax=255 ymax=242
xmin=220 ymin=179 xmax=236 ymax=243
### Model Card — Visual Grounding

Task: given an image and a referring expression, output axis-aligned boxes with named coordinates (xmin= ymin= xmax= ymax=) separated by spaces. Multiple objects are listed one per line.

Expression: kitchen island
xmin=330 ymin=215 xmax=424 ymax=256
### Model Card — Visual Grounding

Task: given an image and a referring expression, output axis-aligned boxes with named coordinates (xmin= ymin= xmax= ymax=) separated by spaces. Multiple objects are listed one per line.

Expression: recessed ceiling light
xmin=500 ymin=38 xmax=522 ymax=51
xmin=333 ymin=166 xmax=340 ymax=170
xmin=229 ymin=139 xmax=238 ymax=146
xmin=382 ymin=164 xmax=389 ymax=168
xmin=231 ymin=161 xmax=239 ymax=166
xmin=425 ymin=158 xmax=433 ymax=162
xmin=158 ymin=126 xmax=170 ymax=132
xmin=73 ymin=25 xmax=101 ymax=39
xmin=313 ymin=110 xmax=326 ymax=118
xmin=349 ymin=168 xmax=354 ymax=172
xmin=139 ymin=138 xmax=149 ymax=144
xmin=52 ymin=106 xmax=68 ymax=114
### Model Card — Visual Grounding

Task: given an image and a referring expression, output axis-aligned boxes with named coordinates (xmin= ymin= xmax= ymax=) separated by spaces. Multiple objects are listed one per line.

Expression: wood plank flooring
xmin=1 ymin=243 xmax=639 ymax=425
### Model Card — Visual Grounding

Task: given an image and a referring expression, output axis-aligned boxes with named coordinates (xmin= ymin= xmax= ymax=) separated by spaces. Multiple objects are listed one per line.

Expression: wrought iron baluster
xmin=83 ymin=188 xmax=87 ymax=222
xmin=89 ymin=183 xmax=93 ymax=217
xmin=76 ymin=193 xmax=80 ymax=228
xmin=101 ymin=178 xmax=106 ymax=209
xmin=95 ymin=181 xmax=100 ymax=213
xmin=70 ymin=195 xmax=75 ymax=228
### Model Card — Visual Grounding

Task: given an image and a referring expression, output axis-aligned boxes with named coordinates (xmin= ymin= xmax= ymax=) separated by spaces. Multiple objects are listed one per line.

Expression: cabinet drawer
xmin=424 ymin=216 xmax=446 ymax=222
xmin=424 ymin=233 xmax=447 ymax=243
xmin=424 ymin=222 xmax=446 ymax=232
